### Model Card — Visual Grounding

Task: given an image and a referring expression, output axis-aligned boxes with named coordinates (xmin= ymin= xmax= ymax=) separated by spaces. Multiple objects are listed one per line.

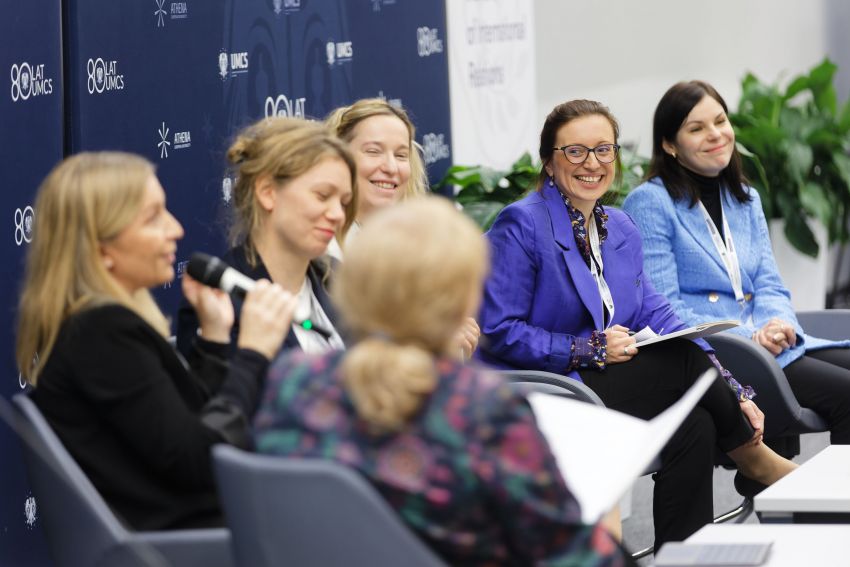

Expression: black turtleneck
xmin=684 ymin=167 xmax=724 ymax=237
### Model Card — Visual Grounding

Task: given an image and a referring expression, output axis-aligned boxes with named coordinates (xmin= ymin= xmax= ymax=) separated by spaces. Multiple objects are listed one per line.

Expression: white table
xmin=681 ymin=524 xmax=850 ymax=566
xmin=754 ymin=445 xmax=850 ymax=523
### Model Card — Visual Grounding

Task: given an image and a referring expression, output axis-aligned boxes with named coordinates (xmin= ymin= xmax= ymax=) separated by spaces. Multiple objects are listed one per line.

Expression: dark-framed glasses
xmin=553 ymin=143 xmax=620 ymax=164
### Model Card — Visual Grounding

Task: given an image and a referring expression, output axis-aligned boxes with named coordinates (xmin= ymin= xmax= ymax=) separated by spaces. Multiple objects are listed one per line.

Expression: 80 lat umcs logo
xmin=14 ymin=205 xmax=34 ymax=246
xmin=10 ymin=62 xmax=53 ymax=102
xmin=86 ymin=58 xmax=124 ymax=94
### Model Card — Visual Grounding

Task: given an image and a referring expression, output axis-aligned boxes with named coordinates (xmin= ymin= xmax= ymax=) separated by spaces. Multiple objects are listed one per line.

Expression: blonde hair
xmin=334 ymin=196 xmax=488 ymax=433
xmin=326 ymin=98 xmax=428 ymax=202
xmin=227 ymin=117 xmax=358 ymax=266
xmin=17 ymin=152 xmax=170 ymax=385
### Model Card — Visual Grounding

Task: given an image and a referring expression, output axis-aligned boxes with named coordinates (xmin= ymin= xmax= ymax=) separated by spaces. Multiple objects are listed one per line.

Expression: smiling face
xmin=545 ymin=114 xmax=617 ymax=216
xmin=100 ymin=175 xmax=184 ymax=293
xmin=347 ymin=114 xmax=412 ymax=220
xmin=665 ymin=95 xmax=735 ymax=177
xmin=263 ymin=156 xmax=353 ymax=260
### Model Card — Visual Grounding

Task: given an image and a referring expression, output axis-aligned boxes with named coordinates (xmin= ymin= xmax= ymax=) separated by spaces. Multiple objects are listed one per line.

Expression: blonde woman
xmin=326 ymin=98 xmax=479 ymax=356
xmin=18 ymin=152 xmax=295 ymax=530
xmin=176 ymin=117 xmax=357 ymax=358
xmin=253 ymin=197 xmax=630 ymax=566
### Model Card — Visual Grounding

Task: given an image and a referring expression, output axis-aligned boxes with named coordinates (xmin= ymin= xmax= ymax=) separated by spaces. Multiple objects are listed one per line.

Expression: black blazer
xmin=175 ymin=245 xmax=342 ymax=359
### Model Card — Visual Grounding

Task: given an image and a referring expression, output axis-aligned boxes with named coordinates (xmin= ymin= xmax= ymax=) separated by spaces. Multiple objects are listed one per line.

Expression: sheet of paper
xmin=528 ymin=369 xmax=717 ymax=524
xmin=633 ymin=320 xmax=740 ymax=348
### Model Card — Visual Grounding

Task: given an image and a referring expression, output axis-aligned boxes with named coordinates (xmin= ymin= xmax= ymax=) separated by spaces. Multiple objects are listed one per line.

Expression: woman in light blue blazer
xmin=478 ymin=99 xmax=796 ymax=549
xmin=623 ymin=80 xmax=850 ymax=444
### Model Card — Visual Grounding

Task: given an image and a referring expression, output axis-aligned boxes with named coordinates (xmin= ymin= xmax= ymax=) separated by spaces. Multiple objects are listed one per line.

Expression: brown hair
xmin=334 ymin=196 xmax=488 ymax=433
xmin=226 ymin=117 xmax=358 ymax=265
xmin=538 ymin=99 xmax=620 ymax=190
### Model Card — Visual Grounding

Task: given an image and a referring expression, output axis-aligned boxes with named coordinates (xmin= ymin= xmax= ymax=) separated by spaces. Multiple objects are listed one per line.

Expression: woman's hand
xmin=236 ymin=279 xmax=298 ymax=360
xmin=604 ymin=324 xmax=637 ymax=364
xmin=182 ymin=274 xmax=234 ymax=344
xmin=752 ymin=317 xmax=796 ymax=355
xmin=454 ymin=317 xmax=480 ymax=360
xmin=739 ymin=399 xmax=765 ymax=446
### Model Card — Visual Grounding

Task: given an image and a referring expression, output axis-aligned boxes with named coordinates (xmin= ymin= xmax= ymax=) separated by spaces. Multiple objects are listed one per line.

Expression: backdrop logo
xmin=10 ymin=62 xmax=53 ymax=102
xmin=219 ymin=50 xmax=248 ymax=80
xmin=222 ymin=177 xmax=233 ymax=204
xmin=86 ymin=58 xmax=124 ymax=94
xmin=24 ymin=495 xmax=37 ymax=529
xmin=157 ymin=121 xmax=191 ymax=158
xmin=326 ymin=40 xmax=353 ymax=67
xmin=422 ymin=132 xmax=450 ymax=164
xmin=371 ymin=0 xmax=396 ymax=12
xmin=14 ymin=205 xmax=34 ymax=246
xmin=164 ymin=260 xmax=188 ymax=289
xmin=155 ymin=0 xmax=188 ymax=26
xmin=264 ymin=94 xmax=306 ymax=118
xmin=377 ymin=90 xmax=402 ymax=109
xmin=417 ymin=27 xmax=444 ymax=57
xmin=274 ymin=0 xmax=301 ymax=15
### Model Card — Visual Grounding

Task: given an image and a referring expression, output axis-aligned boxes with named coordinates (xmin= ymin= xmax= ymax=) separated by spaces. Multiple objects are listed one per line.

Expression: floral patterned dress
xmin=254 ymin=350 xmax=628 ymax=566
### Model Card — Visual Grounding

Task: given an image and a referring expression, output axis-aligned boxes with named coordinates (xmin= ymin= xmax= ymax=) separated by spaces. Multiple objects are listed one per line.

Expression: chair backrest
xmin=212 ymin=445 xmax=447 ymax=567
xmin=496 ymin=369 xmax=606 ymax=406
xmin=796 ymin=309 xmax=850 ymax=341
xmin=13 ymin=394 xmax=129 ymax=567
xmin=705 ymin=333 xmax=828 ymax=436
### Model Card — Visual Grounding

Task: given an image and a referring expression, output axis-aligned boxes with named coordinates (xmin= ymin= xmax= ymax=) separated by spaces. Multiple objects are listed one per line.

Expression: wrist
xmin=198 ymin=325 xmax=230 ymax=344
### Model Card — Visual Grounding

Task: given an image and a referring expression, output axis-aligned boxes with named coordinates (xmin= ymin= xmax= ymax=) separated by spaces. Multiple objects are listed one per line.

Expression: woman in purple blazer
xmin=477 ymin=99 xmax=796 ymax=548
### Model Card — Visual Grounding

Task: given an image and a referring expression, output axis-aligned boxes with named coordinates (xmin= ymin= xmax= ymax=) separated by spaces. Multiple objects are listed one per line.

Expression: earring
xmin=670 ymin=152 xmax=677 ymax=159
xmin=103 ymin=257 xmax=114 ymax=270
xmin=549 ymin=176 xmax=556 ymax=187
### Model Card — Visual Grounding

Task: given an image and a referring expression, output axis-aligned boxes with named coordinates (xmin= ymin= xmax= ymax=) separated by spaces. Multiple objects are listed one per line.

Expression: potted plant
xmin=731 ymin=58 xmax=850 ymax=258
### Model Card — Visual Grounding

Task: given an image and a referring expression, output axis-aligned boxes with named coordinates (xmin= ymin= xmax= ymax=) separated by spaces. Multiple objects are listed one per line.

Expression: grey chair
xmin=12 ymin=394 xmax=232 ymax=567
xmin=212 ymin=445 xmax=447 ymax=567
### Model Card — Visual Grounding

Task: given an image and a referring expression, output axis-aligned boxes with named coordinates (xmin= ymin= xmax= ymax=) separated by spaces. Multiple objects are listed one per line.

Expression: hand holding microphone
xmin=236 ymin=279 xmax=298 ymax=360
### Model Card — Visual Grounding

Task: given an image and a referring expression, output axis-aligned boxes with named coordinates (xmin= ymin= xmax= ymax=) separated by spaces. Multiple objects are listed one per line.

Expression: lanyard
xmin=587 ymin=217 xmax=615 ymax=329
xmin=697 ymin=199 xmax=745 ymax=304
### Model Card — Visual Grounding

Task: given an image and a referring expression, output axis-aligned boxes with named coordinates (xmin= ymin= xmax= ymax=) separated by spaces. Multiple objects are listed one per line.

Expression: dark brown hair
xmin=646 ymin=80 xmax=750 ymax=205
xmin=537 ymin=99 xmax=620 ymax=190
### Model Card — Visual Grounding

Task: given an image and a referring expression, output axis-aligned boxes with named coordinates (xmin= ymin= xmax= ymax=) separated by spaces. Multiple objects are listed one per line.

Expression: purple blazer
xmin=477 ymin=182 xmax=702 ymax=380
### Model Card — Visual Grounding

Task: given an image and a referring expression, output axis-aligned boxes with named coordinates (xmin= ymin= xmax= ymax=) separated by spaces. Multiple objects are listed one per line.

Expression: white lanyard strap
xmin=697 ymin=200 xmax=745 ymax=304
xmin=587 ymin=217 xmax=615 ymax=329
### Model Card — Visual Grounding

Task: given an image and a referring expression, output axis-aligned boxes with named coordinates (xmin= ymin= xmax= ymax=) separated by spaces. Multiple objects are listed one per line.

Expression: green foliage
xmin=731 ymin=58 xmax=850 ymax=257
xmin=437 ymin=149 xmax=649 ymax=230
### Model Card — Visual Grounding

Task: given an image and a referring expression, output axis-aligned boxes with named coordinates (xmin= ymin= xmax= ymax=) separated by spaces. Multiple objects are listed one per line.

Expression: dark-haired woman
xmin=623 ymin=80 xmax=850 ymax=444
xmin=477 ymin=98 xmax=797 ymax=548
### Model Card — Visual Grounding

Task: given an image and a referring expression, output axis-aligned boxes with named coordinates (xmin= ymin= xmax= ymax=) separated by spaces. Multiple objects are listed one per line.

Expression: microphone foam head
xmin=187 ymin=253 xmax=226 ymax=287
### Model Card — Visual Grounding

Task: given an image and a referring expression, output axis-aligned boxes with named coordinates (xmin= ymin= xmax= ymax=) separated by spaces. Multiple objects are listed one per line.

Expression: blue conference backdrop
xmin=4 ymin=0 xmax=450 ymax=563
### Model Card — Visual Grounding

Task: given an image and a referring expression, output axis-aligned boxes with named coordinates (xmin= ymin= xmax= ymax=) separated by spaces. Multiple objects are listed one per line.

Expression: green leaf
xmin=783 ymin=75 xmax=809 ymax=101
xmin=783 ymin=212 xmax=820 ymax=257
xmin=799 ymin=181 xmax=832 ymax=225
xmin=511 ymin=152 xmax=533 ymax=169
xmin=461 ymin=201 xmax=506 ymax=230
xmin=832 ymin=152 xmax=850 ymax=196
xmin=838 ymin=97 xmax=850 ymax=134
xmin=782 ymin=139 xmax=813 ymax=183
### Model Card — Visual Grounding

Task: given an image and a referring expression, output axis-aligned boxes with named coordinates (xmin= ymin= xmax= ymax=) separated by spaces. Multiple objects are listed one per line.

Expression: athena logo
xmin=14 ymin=205 xmax=34 ymax=246
xmin=158 ymin=122 xmax=171 ymax=158
xmin=417 ymin=27 xmax=444 ymax=57
xmin=24 ymin=495 xmax=37 ymax=529
xmin=10 ymin=62 xmax=53 ymax=102
xmin=154 ymin=0 xmax=166 ymax=27
xmin=264 ymin=94 xmax=306 ymax=118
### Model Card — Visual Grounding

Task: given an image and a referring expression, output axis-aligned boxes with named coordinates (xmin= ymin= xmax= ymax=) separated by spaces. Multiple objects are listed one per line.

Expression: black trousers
xmin=578 ymin=339 xmax=754 ymax=549
xmin=784 ymin=348 xmax=850 ymax=444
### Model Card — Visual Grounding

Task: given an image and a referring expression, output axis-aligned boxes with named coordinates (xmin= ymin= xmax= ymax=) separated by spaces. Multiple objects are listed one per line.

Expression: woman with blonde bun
xmin=20 ymin=151 xmax=296 ymax=530
xmin=177 ymin=116 xmax=357 ymax=358
xmin=254 ymin=196 xmax=631 ymax=566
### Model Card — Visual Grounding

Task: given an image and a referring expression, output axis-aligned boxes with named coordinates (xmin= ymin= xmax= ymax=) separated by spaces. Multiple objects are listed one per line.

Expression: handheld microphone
xmin=186 ymin=252 xmax=333 ymax=341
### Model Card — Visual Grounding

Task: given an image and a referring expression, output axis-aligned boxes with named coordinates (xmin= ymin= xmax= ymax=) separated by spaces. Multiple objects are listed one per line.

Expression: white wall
xmin=534 ymin=0 xmax=850 ymax=158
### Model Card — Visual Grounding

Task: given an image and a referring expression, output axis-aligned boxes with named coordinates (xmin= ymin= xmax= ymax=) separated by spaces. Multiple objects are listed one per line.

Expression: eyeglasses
xmin=553 ymin=144 xmax=620 ymax=164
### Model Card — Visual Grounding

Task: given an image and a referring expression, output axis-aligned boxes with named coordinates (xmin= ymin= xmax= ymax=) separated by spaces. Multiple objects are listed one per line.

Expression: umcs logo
xmin=219 ymin=50 xmax=249 ymax=80
xmin=273 ymin=0 xmax=301 ymax=15
xmin=417 ymin=27 xmax=444 ymax=57
xmin=264 ymin=94 xmax=307 ymax=118
xmin=326 ymin=40 xmax=353 ymax=66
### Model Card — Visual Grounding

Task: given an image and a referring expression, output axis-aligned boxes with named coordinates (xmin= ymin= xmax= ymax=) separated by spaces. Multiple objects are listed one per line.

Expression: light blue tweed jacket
xmin=622 ymin=177 xmax=850 ymax=368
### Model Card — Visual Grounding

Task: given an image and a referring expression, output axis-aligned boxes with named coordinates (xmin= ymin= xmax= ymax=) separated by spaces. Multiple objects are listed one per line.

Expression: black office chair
xmin=12 ymin=394 xmax=232 ymax=567
xmin=212 ymin=445 xmax=447 ymax=567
